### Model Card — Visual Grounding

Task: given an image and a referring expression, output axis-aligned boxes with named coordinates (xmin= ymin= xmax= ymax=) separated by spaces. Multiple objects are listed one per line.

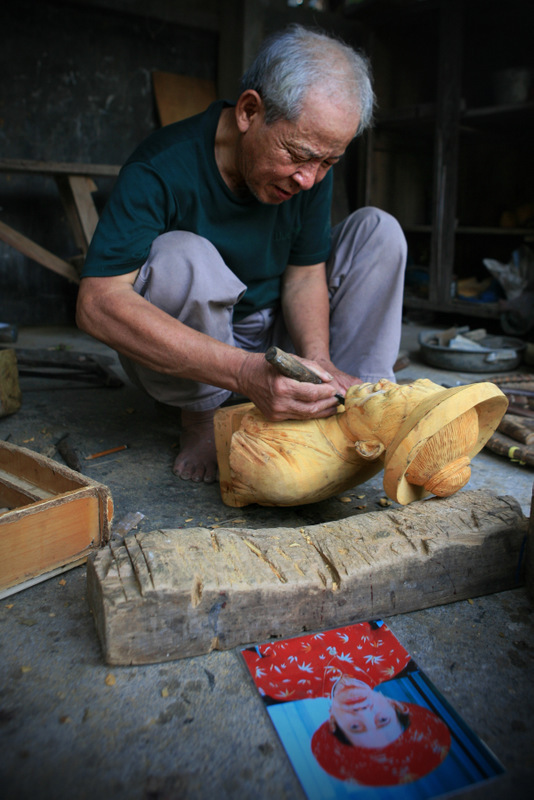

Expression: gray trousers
xmin=120 ymin=207 xmax=407 ymax=411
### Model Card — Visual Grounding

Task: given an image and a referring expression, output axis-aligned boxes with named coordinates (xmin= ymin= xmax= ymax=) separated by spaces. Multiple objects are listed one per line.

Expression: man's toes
xmin=173 ymin=455 xmax=193 ymax=480
xmin=203 ymin=465 xmax=219 ymax=484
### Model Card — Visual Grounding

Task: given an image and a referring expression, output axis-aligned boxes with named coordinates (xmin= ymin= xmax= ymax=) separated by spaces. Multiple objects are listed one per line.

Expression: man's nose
xmin=292 ymin=161 xmax=321 ymax=189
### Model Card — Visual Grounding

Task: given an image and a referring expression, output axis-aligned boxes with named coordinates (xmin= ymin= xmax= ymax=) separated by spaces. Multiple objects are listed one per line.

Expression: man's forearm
xmin=77 ymin=273 xmax=341 ymax=419
xmin=281 ymin=263 xmax=331 ymax=362
xmin=76 ymin=277 xmax=250 ymax=393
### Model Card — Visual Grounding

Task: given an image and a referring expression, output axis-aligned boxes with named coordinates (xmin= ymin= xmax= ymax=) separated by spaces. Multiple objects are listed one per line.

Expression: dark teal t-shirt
xmin=82 ymin=101 xmax=333 ymax=321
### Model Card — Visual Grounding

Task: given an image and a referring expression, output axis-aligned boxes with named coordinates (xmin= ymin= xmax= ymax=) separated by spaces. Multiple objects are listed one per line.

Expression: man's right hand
xmin=237 ymin=352 xmax=340 ymax=421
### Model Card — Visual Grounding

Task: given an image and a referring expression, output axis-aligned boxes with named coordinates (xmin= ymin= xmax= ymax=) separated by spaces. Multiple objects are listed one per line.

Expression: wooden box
xmin=0 ymin=440 xmax=113 ymax=598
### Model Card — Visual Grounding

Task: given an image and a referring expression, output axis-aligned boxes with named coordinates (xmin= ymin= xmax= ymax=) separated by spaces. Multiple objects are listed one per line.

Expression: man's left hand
xmin=311 ymin=356 xmax=362 ymax=399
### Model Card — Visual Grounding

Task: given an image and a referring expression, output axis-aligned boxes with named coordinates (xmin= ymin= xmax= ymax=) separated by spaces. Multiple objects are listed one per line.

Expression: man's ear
xmin=354 ymin=440 xmax=385 ymax=460
xmin=235 ymin=89 xmax=264 ymax=133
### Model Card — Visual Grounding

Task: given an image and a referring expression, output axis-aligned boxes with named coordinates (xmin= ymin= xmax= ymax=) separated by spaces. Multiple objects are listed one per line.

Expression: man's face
xmin=235 ymin=89 xmax=360 ymax=204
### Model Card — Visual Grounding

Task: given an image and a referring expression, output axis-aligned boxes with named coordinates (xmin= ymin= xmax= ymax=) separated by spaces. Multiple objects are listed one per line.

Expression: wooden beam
xmin=87 ymin=489 xmax=527 ymax=665
xmin=0 ymin=219 xmax=80 ymax=283
xmin=0 ymin=158 xmax=120 ymax=178
xmin=55 ymin=175 xmax=100 ymax=253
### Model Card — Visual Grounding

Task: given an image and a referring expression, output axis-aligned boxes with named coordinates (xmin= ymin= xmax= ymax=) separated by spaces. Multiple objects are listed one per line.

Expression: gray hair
xmin=239 ymin=24 xmax=375 ymax=136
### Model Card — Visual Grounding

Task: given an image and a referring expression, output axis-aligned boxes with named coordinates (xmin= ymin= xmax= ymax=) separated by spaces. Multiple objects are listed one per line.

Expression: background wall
xmin=0 ymin=0 xmax=219 ymax=325
xmin=0 ymin=0 xmax=365 ymax=327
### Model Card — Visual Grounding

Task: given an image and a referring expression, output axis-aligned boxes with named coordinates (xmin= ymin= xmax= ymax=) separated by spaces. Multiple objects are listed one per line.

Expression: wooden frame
xmin=0 ymin=440 xmax=113 ymax=598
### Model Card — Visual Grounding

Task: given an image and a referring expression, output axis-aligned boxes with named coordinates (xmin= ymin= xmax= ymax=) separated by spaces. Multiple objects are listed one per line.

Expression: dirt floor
xmin=1 ymin=320 xmax=533 ymax=800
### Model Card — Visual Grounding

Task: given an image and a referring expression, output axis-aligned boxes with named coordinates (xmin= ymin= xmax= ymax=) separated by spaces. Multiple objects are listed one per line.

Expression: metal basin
xmin=419 ymin=330 xmax=526 ymax=372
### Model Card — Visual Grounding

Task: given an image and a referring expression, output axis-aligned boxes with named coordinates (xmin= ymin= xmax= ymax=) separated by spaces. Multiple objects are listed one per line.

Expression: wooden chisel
xmin=265 ymin=346 xmax=345 ymax=403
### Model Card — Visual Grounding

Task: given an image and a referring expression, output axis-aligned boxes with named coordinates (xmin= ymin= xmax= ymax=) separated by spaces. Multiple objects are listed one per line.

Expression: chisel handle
xmin=265 ymin=346 xmax=323 ymax=384
xmin=265 ymin=346 xmax=345 ymax=403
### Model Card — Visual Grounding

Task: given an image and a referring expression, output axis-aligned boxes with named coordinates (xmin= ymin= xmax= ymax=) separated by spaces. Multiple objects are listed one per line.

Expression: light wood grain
xmin=0 ymin=441 xmax=113 ymax=596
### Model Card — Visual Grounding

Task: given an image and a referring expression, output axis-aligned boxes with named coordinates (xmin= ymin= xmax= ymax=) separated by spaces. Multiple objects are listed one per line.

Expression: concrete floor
xmin=1 ymin=320 xmax=533 ymax=800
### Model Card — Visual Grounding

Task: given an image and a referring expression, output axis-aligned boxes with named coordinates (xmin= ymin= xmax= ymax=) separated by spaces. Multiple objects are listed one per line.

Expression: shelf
xmin=403 ymin=293 xmax=501 ymax=319
xmin=461 ymin=101 xmax=534 ymax=132
xmin=359 ymin=0 xmax=533 ymax=327
xmin=376 ymin=103 xmax=436 ymax=128
xmin=376 ymin=101 xmax=534 ymax=131
xmin=456 ymin=227 xmax=534 ymax=237
xmin=403 ymin=225 xmax=533 ymax=237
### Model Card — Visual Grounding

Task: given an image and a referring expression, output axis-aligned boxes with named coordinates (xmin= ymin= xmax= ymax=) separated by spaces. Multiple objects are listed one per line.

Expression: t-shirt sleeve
xmin=82 ymin=162 xmax=178 ymax=277
xmin=287 ymin=169 xmax=333 ymax=266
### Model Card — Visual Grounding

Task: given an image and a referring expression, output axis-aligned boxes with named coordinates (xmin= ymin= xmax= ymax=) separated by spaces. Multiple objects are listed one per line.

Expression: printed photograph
xmin=242 ymin=621 xmax=504 ymax=799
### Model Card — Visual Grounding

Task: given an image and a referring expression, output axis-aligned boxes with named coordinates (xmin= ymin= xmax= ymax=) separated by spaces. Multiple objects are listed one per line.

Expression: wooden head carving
xmin=214 ymin=379 xmax=507 ymax=508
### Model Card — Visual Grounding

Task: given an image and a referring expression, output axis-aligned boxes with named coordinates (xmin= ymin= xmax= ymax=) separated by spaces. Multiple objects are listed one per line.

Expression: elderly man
xmin=76 ymin=24 xmax=406 ymax=484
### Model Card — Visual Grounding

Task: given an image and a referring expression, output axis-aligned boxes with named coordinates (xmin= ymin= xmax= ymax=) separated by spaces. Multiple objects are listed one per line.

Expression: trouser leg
xmin=269 ymin=208 xmax=407 ymax=382
xmin=119 ymin=231 xmax=246 ymax=411
xmin=326 ymin=207 xmax=407 ymax=383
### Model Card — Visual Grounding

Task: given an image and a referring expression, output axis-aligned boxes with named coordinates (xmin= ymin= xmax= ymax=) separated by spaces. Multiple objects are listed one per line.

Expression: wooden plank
xmin=0 ymin=491 xmax=101 ymax=590
xmin=526 ymin=483 xmax=534 ymax=602
xmin=0 ymin=219 xmax=80 ymax=283
xmin=67 ymin=175 xmax=99 ymax=244
xmin=0 ymin=440 xmax=87 ymax=496
xmin=0 ymin=158 xmax=120 ymax=178
xmin=87 ymin=489 xmax=528 ymax=665
xmin=152 ymin=71 xmax=217 ymax=126
xmin=0 ymin=467 xmax=55 ymax=503
xmin=55 ymin=174 xmax=99 ymax=253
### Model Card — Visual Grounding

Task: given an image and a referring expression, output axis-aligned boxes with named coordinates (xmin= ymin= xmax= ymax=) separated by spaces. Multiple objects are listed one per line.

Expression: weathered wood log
xmin=0 ymin=349 xmax=22 ymax=417
xmin=498 ymin=413 xmax=534 ymax=445
xmin=486 ymin=431 xmax=534 ymax=467
xmin=87 ymin=489 xmax=527 ymax=665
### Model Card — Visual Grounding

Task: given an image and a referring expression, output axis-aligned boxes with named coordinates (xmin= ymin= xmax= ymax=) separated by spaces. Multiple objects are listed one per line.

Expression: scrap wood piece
xmin=55 ymin=174 xmax=100 ymax=254
xmin=87 ymin=489 xmax=527 ymax=665
xmin=56 ymin=434 xmax=83 ymax=473
xmin=0 ymin=219 xmax=79 ymax=283
xmin=14 ymin=349 xmax=123 ymax=388
xmin=152 ymin=71 xmax=217 ymax=127
xmin=485 ymin=431 xmax=534 ymax=467
xmin=482 ymin=373 xmax=534 ymax=385
xmin=0 ymin=349 xmax=22 ymax=418
xmin=498 ymin=413 xmax=534 ymax=445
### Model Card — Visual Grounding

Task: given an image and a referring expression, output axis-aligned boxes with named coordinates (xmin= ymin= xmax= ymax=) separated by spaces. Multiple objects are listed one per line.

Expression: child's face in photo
xmin=330 ymin=677 xmax=404 ymax=748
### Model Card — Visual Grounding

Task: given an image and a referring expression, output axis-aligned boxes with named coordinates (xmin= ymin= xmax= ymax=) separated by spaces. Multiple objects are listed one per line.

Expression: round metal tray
xmin=419 ymin=331 xmax=526 ymax=372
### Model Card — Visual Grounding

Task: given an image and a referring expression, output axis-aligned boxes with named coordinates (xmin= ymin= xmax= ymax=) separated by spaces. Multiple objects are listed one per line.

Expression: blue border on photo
xmin=267 ymin=671 xmax=504 ymax=800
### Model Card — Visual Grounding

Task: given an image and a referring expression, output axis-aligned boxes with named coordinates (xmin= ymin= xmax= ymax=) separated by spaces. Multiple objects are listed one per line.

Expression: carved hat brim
xmin=383 ymin=382 xmax=508 ymax=505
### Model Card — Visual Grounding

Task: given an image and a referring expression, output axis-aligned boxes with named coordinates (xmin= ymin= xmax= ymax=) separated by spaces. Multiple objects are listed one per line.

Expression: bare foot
xmin=173 ymin=408 xmax=219 ymax=483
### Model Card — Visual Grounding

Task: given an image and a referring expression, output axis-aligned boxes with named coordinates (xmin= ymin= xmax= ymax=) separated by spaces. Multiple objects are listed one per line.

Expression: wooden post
xmin=526 ymin=482 xmax=534 ymax=603
xmin=0 ymin=349 xmax=22 ymax=417
xmin=429 ymin=0 xmax=463 ymax=306
xmin=87 ymin=489 xmax=527 ymax=665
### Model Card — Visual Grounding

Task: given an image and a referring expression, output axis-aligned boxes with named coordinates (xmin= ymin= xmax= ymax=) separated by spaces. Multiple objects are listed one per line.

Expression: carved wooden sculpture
xmin=214 ymin=378 xmax=508 ymax=508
